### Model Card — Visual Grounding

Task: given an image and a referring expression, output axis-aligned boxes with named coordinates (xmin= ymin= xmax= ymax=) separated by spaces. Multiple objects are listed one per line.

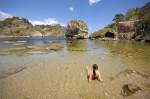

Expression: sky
xmin=0 ymin=0 xmax=149 ymax=33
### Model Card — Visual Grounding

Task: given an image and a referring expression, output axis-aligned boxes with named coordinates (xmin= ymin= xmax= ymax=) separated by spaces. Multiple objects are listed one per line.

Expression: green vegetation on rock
xmin=91 ymin=2 xmax=150 ymax=41
xmin=66 ymin=20 xmax=88 ymax=39
xmin=134 ymin=2 xmax=150 ymax=41
xmin=0 ymin=17 xmax=33 ymax=36
xmin=0 ymin=17 xmax=66 ymax=37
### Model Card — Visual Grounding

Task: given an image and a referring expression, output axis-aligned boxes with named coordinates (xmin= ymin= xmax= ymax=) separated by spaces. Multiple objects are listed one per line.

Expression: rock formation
xmin=117 ymin=20 xmax=137 ymax=40
xmin=90 ymin=2 xmax=150 ymax=42
xmin=89 ymin=27 xmax=117 ymax=40
xmin=65 ymin=20 xmax=88 ymax=39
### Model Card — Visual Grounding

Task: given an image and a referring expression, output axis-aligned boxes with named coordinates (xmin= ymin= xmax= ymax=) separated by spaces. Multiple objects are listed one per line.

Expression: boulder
xmin=121 ymin=84 xmax=141 ymax=97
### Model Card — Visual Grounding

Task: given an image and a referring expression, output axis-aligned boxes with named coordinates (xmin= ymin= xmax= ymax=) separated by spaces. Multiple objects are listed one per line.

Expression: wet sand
xmin=0 ymin=40 xmax=150 ymax=99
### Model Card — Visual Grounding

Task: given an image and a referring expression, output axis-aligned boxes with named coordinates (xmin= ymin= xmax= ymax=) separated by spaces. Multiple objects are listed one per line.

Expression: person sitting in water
xmin=87 ymin=64 xmax=103 ymax=82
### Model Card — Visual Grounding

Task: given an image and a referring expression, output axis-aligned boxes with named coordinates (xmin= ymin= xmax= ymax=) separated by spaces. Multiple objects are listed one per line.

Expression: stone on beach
xmin=121 ymin=84 xmax=141 ymax=97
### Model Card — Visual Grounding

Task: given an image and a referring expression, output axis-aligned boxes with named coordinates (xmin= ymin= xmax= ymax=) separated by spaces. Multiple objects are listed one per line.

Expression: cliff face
xmin=65 ymin=20 xmax=88 ymax=39
xmin=118 ymin=21 xmax=135 ymax=33
xmin=0 ymin=17 xmax=66 ymax=37
xmin=117 ymin=20 xmax=137 ymax=40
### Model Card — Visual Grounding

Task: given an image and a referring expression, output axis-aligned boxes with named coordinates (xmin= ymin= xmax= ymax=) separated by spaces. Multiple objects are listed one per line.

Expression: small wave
xmin=3 ymin=41 xmax=15 ymax=44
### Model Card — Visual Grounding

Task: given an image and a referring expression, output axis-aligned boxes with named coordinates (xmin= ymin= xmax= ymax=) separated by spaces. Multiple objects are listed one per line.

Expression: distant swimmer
xmin=87 ymin=64 xmax=103 ymax=82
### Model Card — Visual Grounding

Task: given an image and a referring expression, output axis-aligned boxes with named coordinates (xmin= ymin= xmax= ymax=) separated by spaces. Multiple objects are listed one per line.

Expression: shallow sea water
xmin=0 ymin=37 xmax=150 ymax=99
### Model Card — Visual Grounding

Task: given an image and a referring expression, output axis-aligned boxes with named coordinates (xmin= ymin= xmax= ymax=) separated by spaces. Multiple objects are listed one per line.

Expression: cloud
xmin=69 ymin=7 xmax=74 ymax=12
xmin=30 ymin=18 xmax=65 ymax=26
xmin=89 ymin=0 xmax=101 ymax=5
xmin=0 ymin=11 xmax=13 ymax=20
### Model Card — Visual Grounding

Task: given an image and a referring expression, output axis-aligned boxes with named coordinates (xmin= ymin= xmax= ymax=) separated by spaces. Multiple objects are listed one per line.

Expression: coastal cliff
xmin=0 ymin=17 xmax=66 ymax=37
xmin=90 ymin=2 xmax=150 ymax=42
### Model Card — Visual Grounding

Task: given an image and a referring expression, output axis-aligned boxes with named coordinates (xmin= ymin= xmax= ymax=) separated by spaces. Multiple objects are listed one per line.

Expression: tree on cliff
xmin=91 ymin=2 xmax=150 ymax=40
xmin=113 ymin=13 xmax=125 ymax=23
xmin=113 ymin=13 xmax=125 ymax=32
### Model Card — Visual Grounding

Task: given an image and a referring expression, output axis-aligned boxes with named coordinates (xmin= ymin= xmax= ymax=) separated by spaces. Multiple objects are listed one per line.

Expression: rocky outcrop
xmin=117 ymin=21 xmax=137 ymax=40
xmin=118 ymin=21 xmax=136 ymax=33
xmin=65 ymin=20 xmax=88 ymax=39
xmin=90 ymin=2 xmax=150 ymax=42
xmin=0 ymin=17 xmax=33 ymax=36
xmin=0 ymin=17 xmax=66 ymax=37
xmin=89 ymin=27 xmax=117 ymax=40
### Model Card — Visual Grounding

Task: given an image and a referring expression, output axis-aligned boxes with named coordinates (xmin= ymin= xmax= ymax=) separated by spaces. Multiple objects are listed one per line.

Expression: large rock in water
xmin=65 ymin=20 xmax=88 ymax=39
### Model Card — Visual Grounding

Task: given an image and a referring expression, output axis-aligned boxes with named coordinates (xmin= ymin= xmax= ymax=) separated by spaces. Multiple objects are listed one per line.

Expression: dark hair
xmin=92 ymin=64 xmax=98 ymax=70
xmin=92 ymin=64 xmax=98 ymax=76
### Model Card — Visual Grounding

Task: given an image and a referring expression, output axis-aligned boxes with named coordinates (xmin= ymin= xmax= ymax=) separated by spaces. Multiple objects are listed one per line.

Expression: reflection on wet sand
xmin=66 ymin=39 xmax=88 ymax=52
